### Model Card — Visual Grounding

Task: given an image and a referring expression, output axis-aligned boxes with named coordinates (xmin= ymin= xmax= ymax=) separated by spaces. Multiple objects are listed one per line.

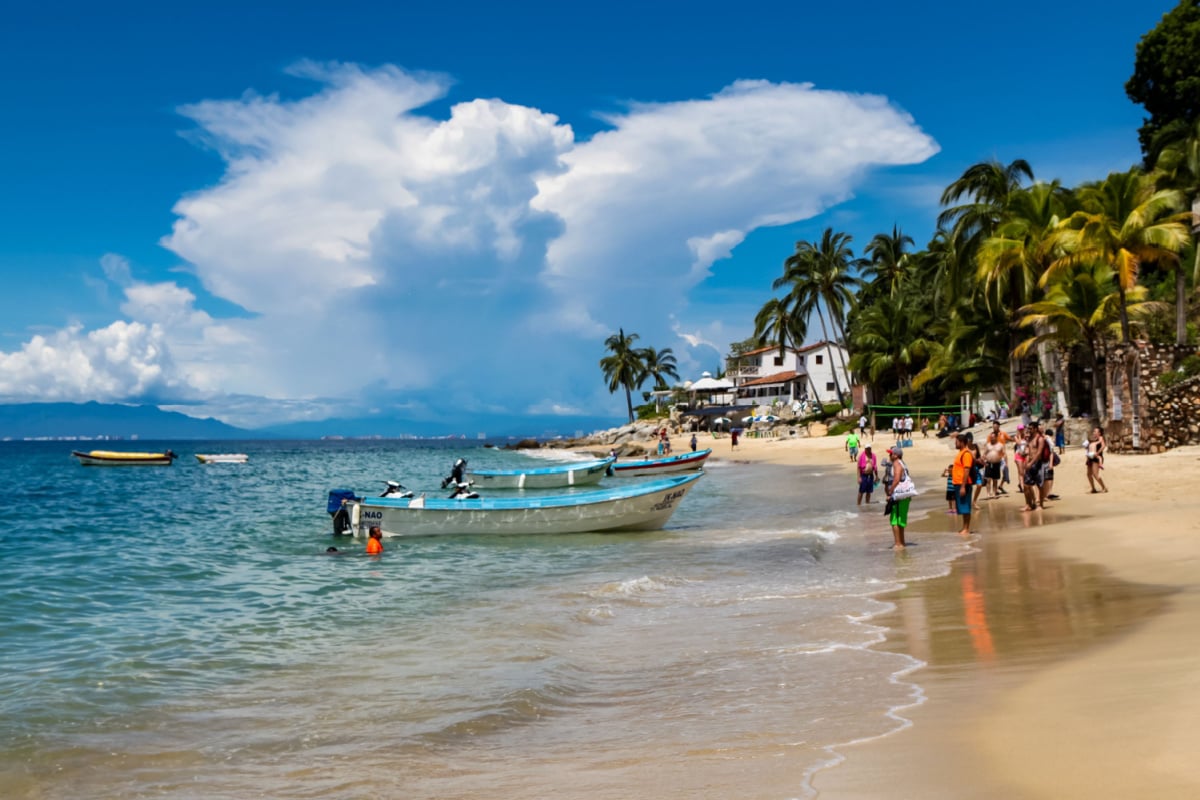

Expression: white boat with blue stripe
xmin=338 ymin=472 xmax=702 ymax=538
xmin=467 ymin=456 xmax=615 ymax=489
xmin=610 ymin=448 xmax=711 ymax=477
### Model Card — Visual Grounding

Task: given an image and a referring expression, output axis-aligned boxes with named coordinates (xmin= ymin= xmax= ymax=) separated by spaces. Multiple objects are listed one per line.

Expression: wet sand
xmin=666 ymin=427 xmax=1200 ymax=798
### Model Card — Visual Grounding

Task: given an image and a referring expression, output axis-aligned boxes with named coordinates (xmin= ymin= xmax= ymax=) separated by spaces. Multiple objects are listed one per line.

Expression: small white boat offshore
xmin=72 ymin=449 xmax=177 ymax=466
xmin=195 ymin=453 xmax=249 ymax=464
xmin=467 ymin=456 xmax=614 ymax=489
xmin=610 ymin=448 xmax=712 ymax=477
xmin=333 ymin=473 xmax=702 ymax=538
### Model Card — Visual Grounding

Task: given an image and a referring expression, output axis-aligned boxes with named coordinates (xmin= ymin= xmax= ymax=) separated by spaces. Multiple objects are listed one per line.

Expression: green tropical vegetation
xmin=742 ymin=3 xmax=1199 ymax=448
xmin=602 ymin=2 xmax=1200 ymax=446
xmin=600 ymin=328 xmax=680 ymax=423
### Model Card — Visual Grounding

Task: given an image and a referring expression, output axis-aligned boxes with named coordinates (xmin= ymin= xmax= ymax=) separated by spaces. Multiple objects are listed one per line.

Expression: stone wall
xmin=1143 ymin=373 xmax=1200 ymax=452
xmin=1106 ymin=342 xmax=1200 ymax=453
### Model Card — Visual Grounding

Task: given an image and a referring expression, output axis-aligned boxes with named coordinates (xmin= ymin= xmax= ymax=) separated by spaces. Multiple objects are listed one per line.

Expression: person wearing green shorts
xmin=886 ymin=445 xmax=911 ymax=549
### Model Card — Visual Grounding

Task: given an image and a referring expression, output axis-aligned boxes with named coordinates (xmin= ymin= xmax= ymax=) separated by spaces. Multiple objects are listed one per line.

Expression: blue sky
xmin=0 ymin=0 xmax=1175 ymax=429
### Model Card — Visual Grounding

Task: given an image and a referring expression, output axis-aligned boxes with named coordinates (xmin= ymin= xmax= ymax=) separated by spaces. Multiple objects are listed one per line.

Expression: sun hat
xmin=889 ymin=445 xmax=903 ymax=457
xmin=1017 ymin=423 xmax=1025 ymax=430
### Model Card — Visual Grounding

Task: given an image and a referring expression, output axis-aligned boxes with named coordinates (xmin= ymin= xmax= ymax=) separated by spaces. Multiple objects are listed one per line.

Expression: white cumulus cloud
xmin=1 ymin=64 xmax=938 ymax=425
xmin=0 ymin=321 xmax=179 ymax=402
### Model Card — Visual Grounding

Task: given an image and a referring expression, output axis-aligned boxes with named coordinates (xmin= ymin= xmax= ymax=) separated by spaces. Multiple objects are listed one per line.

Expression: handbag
xmin=892 ymin=467 xmax=918 ymax=499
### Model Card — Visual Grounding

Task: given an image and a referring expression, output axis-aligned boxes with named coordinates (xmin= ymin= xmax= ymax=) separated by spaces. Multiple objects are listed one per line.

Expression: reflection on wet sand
xmin=885 ymin=534 xmax=1169 ymax=671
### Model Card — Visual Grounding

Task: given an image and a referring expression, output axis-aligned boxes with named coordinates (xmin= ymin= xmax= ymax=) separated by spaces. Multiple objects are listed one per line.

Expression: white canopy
xmin=690 ymin=377 xmax=735 ymax=391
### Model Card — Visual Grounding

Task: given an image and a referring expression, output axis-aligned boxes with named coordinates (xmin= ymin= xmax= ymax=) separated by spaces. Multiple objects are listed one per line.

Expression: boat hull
xmin=610 ymin=448 xmax=711 ymax=477
xmin=467 ymin=457 xmax=614 ymax=489
xmin=196 ymin=454 xmax=249 ymax=464
xmin=343 ymin=473 xmax=701 ymax=538
xmin=72 ymin=450 xmax=177 ymax=467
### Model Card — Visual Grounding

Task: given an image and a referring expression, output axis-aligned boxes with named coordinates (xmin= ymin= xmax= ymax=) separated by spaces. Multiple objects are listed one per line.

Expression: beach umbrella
xmin=713 ymin=417 xmax=732 ymax=424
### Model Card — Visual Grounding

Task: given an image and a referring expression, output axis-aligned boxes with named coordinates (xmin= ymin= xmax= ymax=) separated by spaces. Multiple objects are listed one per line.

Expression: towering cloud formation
xmin=1 ymin=63 xmax=938 ymax=425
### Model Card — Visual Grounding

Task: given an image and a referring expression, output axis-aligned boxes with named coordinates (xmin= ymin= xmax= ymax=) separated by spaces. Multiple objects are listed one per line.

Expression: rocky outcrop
xmin=543 ymin=420 xmax=675 ymax=455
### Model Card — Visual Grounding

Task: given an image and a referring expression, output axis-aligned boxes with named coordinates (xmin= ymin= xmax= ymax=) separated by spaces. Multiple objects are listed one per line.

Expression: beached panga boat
xmin=332 ymin=473 xmax=702 ymax=538
xmin=72 ymin=449 xmax=178 ymax=466
xmin=609 ymin=448 xmax=711 ymax=477
xmin=195 ymin=453 xmax=249 ymax=464
xmin=466 ymin=456 xmax=614 ymax=489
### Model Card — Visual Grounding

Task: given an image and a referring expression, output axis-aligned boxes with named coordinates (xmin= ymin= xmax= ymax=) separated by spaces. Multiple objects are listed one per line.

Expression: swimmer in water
xmin=366 ymin=526 xmax=384 ymax=555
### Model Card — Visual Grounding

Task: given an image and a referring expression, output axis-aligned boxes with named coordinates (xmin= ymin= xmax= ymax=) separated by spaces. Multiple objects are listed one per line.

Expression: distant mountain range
xmin=0 ymin=402 xmax=251 ymax=440
xmin=0 ymin=402 xmax=620 ymax=441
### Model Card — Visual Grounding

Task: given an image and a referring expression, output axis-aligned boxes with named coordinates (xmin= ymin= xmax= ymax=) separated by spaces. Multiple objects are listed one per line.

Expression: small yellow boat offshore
xmin=72 ymin=449 xmax=178 ymax=466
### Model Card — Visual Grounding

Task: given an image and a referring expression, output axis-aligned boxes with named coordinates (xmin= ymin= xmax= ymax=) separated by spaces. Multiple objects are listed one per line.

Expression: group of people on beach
xmin=852 ymin=413 xmax=1110 ymax=549
xmin=855 ymin=412 xmax=931 ymax=444
xmin=941 ymin=419 xmax=1109 ymax=536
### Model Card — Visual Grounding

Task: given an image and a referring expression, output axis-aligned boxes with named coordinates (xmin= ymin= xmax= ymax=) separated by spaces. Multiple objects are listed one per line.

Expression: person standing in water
xmin=887 ymin=446 xmax=911 ymax=549
xmin=952 ymin=433 xmax=974 ymax=536
xmin=366 ymin=526 xmax=384 ymax=555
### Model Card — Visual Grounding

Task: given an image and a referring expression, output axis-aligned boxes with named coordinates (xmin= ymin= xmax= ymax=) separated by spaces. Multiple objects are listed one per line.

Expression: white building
xmin=725 ymin=342 xmax=851 ymax=408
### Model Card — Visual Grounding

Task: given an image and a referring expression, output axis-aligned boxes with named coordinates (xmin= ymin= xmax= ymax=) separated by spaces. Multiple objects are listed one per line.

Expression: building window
xmin=825 ymin=382 xmax=835 ymax=391
xmin=773 ymin=356 xmax=783 ymax=366
xmin=799 ymin=356 xmax=804 ymax=365
xmin=816 ymin=355 xmax=824 ymax=364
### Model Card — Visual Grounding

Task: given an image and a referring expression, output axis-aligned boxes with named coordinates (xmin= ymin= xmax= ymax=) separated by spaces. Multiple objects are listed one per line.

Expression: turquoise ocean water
xmin=0 ymin=439 xmax=969 ymax=799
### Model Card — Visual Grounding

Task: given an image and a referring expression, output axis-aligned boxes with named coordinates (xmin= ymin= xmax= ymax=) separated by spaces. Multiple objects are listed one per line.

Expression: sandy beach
xmin=667 ymin=425 xmax=1200 ymax=798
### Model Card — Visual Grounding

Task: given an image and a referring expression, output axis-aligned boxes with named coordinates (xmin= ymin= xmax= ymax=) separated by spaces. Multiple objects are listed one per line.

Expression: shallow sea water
xmin=0 ymin=439 xmax=971 ymax=799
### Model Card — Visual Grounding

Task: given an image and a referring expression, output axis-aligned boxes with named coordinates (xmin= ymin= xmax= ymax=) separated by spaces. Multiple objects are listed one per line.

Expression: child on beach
xmin=943 ymin=463 xmax=956 ymax=513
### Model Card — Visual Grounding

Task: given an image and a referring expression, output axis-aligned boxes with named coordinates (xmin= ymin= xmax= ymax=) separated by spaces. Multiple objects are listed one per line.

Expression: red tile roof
xmin=740 ymin=370 xmax=806 ymax=387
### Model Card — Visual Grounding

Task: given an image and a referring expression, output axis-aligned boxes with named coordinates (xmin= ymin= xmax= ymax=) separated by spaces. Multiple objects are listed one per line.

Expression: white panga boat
xmin=195 ymin=453 xmax=249 ymax=464
xmin=610 ymin=448 xmax=711 ymax=477
xmin=334 ymin=472 xmax=702 ymax=538
xmin=72 ymin=449 xmax=178 ymax=466
xmin=466 ymin=456 xmax=614 ymax=489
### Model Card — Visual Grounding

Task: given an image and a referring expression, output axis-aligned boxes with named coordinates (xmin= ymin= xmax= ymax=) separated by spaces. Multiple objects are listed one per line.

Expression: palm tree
xmin=939 ymin=158 xmax=1035 ymax=266
xmin=753 ymin=295 xmax=806 ymax=356
xmin=1152 ymin=118 xmax=1200 ymax=345
xmin=775 ymin=244 xmax=846 ymax=405
xmin=976 ymin=180 xmax=1075 ymax=409
xmin=863 ymin=225 xmax=914 ymax=297
xmin=911 ymin=293 xmax=1012 ymax=401
xmin=803 ymin=228 xmax=862 ymax=405
xmin=1016 ymin=259 xmax=1165 ymax=419
xmin=639 ymin=346 xmax=679 ymax=390
xmin=847 ymin=293 xmax=935 ymax=402
xmin=600 ymin=328 xmax=644 ymax=423
xmin=1045 ymin=169 xmax=1190 ymax=447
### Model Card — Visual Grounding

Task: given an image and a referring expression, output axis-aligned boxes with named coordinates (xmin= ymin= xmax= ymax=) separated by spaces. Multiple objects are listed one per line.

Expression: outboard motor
xmin=447 ymin=482 xmax=479 ymax=500
xmin=327 ymin=489 xmax=361 ymax=536
xmin=441 ymin=458 xmax=469 ymax=489
xmin=380 ymin=480 xmax=414 ymax=499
